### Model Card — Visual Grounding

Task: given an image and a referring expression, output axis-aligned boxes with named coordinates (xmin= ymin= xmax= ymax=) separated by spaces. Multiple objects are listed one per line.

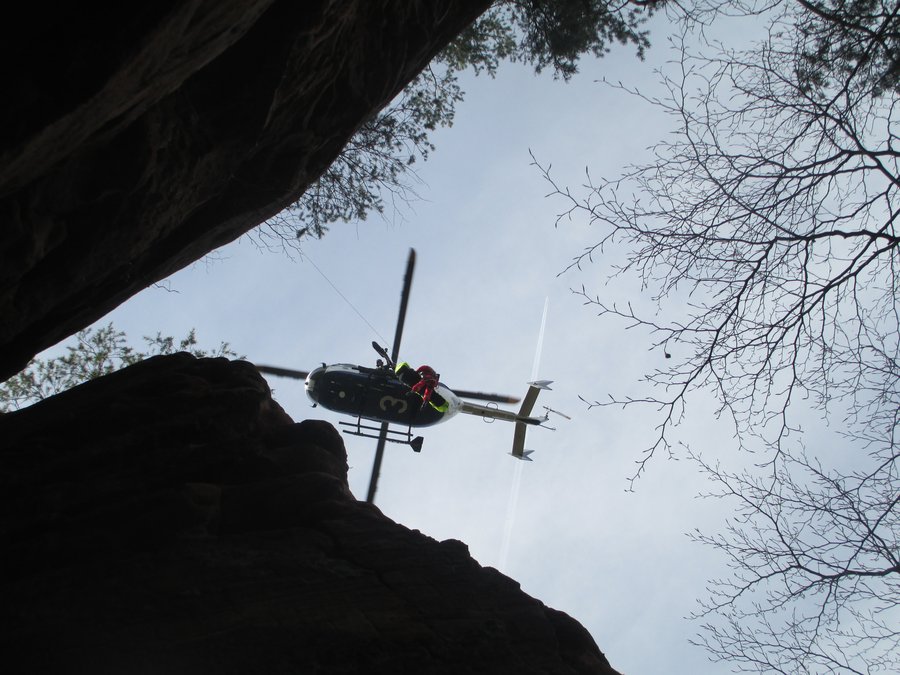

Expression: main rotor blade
xmin=255 ymin=364 xmax=310 ymax=380
xmin=366 ymin=421 xmax=389 ymax=504
xmin=391 ymin=248 xmax=415 ymax=365
xmin=367 ymin=249 xmax=415 ymax=505
xmin=453 ymin=389 xmax=521 ymax=404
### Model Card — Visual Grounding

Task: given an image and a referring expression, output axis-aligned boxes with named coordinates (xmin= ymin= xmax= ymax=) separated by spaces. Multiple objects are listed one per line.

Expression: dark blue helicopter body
xmin=255 ymin=249 xmax=554 ymax=505
xmin=305 ymin=364 xmax=454 ymax=428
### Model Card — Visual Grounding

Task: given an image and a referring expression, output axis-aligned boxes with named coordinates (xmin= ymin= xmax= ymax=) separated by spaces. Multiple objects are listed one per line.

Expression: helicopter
xmin=255 ymin=248 xmax=559 ymax=503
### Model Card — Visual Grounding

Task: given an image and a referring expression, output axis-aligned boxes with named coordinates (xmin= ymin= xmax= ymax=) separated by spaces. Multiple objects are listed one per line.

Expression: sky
xmin=30 ymin=11 xmax=772 ymax=674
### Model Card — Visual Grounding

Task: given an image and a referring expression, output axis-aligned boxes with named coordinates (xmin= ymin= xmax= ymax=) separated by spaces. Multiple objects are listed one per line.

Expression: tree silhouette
xmin=0 ymin=324 xmax=238 ymax=412
xmin=256 ymin=0 xmax=662 ymax=247
xmin=539 ymin=2 xmax=900 ymax=671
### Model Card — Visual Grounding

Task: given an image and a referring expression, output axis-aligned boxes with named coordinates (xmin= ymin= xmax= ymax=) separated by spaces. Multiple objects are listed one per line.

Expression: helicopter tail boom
xmin=458 ymin=380 xmax=553 ymax=460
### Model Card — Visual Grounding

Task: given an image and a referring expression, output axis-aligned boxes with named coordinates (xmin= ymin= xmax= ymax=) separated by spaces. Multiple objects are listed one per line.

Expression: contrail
xmin=498 ymin=459 xmax=524 ymax=571
xmin=531 ymin=297 xmax=549 ymax=382
xmin=498 ymin=298 xmax=549 ymax=571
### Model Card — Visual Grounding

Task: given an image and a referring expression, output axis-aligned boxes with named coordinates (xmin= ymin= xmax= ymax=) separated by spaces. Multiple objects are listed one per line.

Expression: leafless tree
xmin=537 ymin=1 xmax=900 ymax=671
xmin=688 ymin=447 xmax=899 ymax=673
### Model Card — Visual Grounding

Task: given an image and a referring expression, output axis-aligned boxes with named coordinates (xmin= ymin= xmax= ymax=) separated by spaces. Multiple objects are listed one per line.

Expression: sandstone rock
xmin=0 ymin=5 xmax=626 ymax=671
xmin=0 ymin=1 xmax=491 ymax=381
xmin=0 ymin=354 xmax=621 ymax=674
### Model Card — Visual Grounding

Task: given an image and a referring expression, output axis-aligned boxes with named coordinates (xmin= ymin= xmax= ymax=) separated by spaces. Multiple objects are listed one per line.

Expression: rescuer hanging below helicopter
xmin=395 ymin=362 xmax=449 ymax=412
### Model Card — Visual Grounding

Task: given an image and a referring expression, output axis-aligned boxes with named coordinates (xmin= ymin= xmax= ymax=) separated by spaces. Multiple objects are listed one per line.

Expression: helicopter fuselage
xmin=305 ymin=364 xmax=461 ymax=428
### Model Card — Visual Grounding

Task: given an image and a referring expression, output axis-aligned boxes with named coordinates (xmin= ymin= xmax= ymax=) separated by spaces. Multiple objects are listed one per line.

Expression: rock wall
xmin=1 ymin=5 xmax=626 ymax=671
xmin=0 ymin=354 xmax=621 ymax=674
xmin=0 ymin=1 xmax=491 ymax=381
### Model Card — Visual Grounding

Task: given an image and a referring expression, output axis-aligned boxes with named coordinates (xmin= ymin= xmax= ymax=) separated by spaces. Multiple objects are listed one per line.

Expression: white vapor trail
xmin=498 ymin=297 xmax=549 ymax=571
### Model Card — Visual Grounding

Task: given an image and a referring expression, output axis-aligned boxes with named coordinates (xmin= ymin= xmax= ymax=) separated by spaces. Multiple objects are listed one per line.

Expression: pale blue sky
xmin=31 ymin=11 xmax=786 ymax=674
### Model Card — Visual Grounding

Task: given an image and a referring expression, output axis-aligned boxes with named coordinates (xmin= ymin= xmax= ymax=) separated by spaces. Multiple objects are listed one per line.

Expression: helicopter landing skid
xmin=339 ymin=418 xmax=424 ymax=453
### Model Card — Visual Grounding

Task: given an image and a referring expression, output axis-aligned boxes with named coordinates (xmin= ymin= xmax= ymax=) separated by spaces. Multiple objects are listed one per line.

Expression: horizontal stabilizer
xmin=517 ymin=381 xmax=553 ymax=419
xmin=456 ymin=381 xmax=553 ymax=460
xmin=511 ymin=381 xmax=552 ymax=459
xmin=510 ymin=449 xmax=534 ymax=461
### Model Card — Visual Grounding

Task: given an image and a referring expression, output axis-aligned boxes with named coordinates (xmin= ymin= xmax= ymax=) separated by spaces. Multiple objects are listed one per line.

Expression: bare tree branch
xmin=539 ymin=2 xmax=900 ymax=670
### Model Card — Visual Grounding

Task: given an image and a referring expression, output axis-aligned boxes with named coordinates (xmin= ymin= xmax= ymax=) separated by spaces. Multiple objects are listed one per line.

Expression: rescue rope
xmin=301 ymin=252 xmax=390 ymax=347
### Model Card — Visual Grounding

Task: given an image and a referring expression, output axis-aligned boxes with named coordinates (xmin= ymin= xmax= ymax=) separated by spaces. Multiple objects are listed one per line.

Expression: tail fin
xmin=456 ymin=381 xmax=552 ymax=459
xmin=510 ymin=381 xmax=552 ymax=460
xmin=513 ymin=298 xmax=551 ymax=460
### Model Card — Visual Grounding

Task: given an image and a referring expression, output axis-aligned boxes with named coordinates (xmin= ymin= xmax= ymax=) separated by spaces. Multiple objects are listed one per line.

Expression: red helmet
xmin=416 ymin=365 xmax=437 ymax=381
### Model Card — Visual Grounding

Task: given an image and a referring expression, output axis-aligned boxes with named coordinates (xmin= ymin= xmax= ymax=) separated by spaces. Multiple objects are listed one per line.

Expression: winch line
xmin=301 ymin=252 xmax=390 ymax=348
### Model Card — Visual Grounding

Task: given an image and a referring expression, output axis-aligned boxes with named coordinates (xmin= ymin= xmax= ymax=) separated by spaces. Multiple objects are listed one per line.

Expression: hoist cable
xmin=301 ymin=252 xmax=390 ymax=347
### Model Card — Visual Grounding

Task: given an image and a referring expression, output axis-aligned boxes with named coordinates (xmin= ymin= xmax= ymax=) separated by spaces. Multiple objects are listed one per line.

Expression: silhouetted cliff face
xmin=0 ymin=0 xmax=491 ymax=381
xmin=0 ymin=355 xmax=621 ymax=674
